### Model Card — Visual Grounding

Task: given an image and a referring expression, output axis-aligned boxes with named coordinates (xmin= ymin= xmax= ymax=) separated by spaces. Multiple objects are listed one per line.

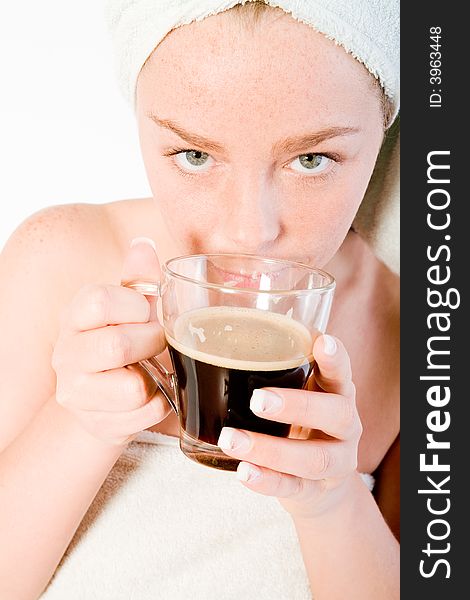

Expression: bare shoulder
xmin=3 ymin=202 xmax=116 ymax=270
xmin=1 ymin=199 xmax=152 ymax=303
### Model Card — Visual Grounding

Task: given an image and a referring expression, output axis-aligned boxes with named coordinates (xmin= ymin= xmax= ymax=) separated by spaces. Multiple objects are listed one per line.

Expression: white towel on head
xmin=104 ymin=0 xmax=399 ymax=117
xmin=40 ymin=430 xmax=375 ymax=599
xmin=104 ymin=0 xmax=400 ymax=275
xmin=353 ymin=115 xmax=400 ymax=274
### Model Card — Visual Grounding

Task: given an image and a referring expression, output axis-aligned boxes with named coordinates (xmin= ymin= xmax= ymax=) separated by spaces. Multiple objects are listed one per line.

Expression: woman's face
xmin=136 ymin=9 xmax=385 ymax=267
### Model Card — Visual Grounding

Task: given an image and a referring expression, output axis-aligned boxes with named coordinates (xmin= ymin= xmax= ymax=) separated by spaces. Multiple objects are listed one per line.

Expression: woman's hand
xmin=51 ymin=239 xmax=172 ymax=448
xmin=217 ymin=334 xmax=363 ymax=521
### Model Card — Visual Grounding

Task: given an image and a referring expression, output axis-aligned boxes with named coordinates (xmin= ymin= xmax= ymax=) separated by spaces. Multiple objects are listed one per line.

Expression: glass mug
xmin=124 ymin=254 xmax=335 ymax=471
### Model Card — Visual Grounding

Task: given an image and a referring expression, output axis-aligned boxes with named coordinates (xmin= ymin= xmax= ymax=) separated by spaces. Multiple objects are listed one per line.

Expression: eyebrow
xmin=147 ymin=113 xmax=360 ymax=155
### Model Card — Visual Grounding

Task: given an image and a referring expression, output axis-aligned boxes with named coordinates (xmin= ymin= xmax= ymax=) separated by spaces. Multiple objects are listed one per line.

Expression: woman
xmin=0 ymin=1 xmax=400 ymax=598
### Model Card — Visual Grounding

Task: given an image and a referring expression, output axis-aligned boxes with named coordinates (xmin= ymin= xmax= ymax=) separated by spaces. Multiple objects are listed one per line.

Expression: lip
xmin=163 ymin=253 xmax=336 ymax=295
xmin=210 ymin=262 xmax=285 ymax=290
xmin=219 ymin=271 xmax=262 ymax=289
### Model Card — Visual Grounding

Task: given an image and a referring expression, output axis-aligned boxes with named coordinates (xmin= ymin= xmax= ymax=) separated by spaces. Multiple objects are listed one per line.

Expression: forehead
xmin=137 ymin=8 xmax=380 ymax=134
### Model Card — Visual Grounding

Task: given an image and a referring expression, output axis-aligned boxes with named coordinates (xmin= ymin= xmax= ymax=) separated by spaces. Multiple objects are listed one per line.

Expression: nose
xmin=212 ymin=171 xmax=281 ymax=254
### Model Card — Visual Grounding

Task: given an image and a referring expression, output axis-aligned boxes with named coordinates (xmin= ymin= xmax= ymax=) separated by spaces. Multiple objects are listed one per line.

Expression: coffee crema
xmin=168 ymin=306 xmax=313 ymax=369
xmin=166 ymin=307 xmax=315 ymax=470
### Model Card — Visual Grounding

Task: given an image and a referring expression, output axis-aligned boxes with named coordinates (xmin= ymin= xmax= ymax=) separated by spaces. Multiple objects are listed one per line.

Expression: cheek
xmin=281 ymin=179 xmax=362 ymax=237
xmin=138 ymin=135 xmax=215 ymax=242
xmin=284 ymin=205 xmax=352 ymax=267
xmin=156 ymin=188 xmax=212 ymax=238
xmin=278 ymin=164 xmax=371 ymax=264
xmin=151 ymin=175 xmax=224 ymax=253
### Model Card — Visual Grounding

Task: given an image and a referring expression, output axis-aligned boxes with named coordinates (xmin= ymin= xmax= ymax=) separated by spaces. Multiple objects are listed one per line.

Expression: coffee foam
xmin=166 ymin=306 xmax=313 ymax=371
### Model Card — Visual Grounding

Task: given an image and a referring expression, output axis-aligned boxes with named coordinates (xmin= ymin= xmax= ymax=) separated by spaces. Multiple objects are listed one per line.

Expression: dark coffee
xmin=167 ymin=306 xmax=314 ymax=470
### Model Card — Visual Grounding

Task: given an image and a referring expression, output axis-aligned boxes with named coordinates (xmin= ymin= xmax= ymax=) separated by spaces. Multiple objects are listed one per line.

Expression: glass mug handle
xmin=122 ymin=280 xmax=178 ymax=415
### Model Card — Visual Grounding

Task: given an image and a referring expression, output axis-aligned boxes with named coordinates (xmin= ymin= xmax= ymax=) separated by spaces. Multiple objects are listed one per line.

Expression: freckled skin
xmin=135 ymin=8 xmax=384 ymax=269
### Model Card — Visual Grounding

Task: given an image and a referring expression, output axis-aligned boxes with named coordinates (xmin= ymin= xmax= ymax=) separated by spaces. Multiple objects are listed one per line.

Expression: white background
xmin=0 ymin=0 xmax=151 ymax=252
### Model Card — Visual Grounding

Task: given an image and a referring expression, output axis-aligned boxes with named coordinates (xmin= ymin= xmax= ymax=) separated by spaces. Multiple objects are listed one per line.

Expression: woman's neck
xmin=324 ymin=230 xmax=371 ymax=294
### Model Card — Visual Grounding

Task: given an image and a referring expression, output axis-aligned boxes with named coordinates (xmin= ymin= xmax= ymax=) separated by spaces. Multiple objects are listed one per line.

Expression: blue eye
xmin=174 ymin=150 xmax=213 ymax=171
xmin=290 ymin=153 xmax=331 ymax=174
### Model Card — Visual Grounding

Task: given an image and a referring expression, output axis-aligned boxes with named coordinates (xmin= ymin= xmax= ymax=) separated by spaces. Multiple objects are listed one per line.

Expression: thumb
xmin=312 ymin=334 xmax=355 ymax=398
xmin=121 ymin=237 xmax=161 ymax=286
xmin=121 ymin=237 xmax=162 ymax=320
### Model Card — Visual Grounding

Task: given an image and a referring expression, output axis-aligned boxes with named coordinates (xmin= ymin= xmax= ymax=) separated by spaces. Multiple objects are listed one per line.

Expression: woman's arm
xmin=0 ymin=213 xmax=117 ymax=600
xmin=373 ymin=435 xmax=400 ymax=541
xmin=292 ymin=467 xmax=399 ymax=599
xmin=0 ymin=209 xmax=167 ymax=599
xmin=0 ymin=398 xmax=124 ymax=600
xmin=0 ymin=211 xmax=122 ymax=598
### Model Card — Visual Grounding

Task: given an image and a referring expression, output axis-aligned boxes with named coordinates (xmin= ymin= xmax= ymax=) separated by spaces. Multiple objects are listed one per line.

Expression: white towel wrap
xmin=41 ymin=430 xmax=374 ymax=599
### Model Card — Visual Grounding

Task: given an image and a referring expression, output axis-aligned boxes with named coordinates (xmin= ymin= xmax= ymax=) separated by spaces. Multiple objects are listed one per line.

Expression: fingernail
xmin=322 ymin=334 xmax=337 ymax=356
xmin=130 ymin=237 xmax=157 ymax=252
xmin=218 ymin=428 xmax=250 ymax=451
xmin=250 ymin=389 xmax=283 ymax=414
xmin=237 ymin=462 xmax=262 ymax=482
